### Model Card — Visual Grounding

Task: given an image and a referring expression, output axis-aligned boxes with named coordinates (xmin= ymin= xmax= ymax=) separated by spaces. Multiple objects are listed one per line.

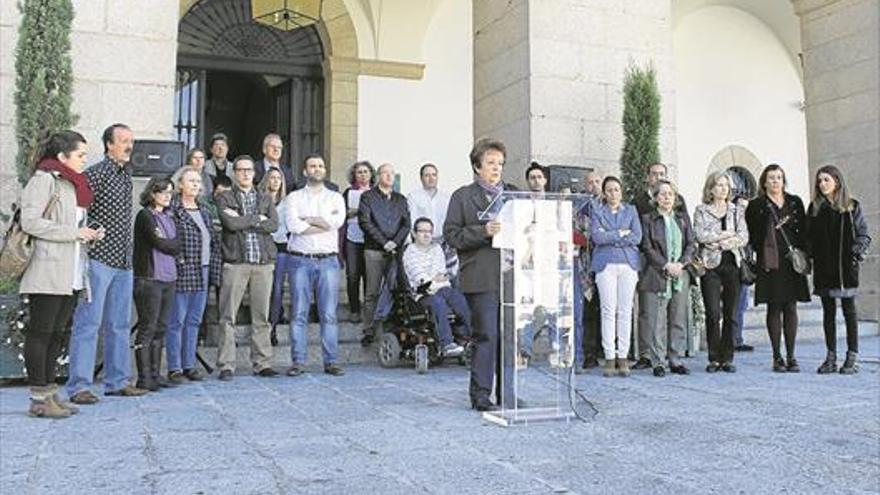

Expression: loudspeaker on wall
xmin=131 ymin=140 xmax=184 ymax=177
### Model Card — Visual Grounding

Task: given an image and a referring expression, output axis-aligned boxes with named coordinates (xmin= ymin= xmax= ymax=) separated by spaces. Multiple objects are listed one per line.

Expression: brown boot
xmin=47 ymin=385 xmax=79 ymax=415
xmin=28 ymin=386 xmax=72 ymax=419
xmin=602 ymin=358 xmax=616 ymax=377
xmin=617 ymin=358 xmax=631 ymax=377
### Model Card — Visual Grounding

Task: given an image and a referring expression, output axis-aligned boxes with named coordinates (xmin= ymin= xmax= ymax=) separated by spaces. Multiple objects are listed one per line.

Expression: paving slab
xmin=0 ymin=336 xmax=878 ymax=494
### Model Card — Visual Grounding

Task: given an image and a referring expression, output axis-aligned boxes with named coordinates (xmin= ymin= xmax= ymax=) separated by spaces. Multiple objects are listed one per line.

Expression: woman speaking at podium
xmin=444 ymin=138 xmax=517 ymax=412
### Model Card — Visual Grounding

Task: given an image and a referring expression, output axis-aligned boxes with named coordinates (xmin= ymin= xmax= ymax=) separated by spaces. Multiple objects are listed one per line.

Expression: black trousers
xmin=466 ymin=291 xmax=503 ymax=404
xmin=133 ymin=278 xmax=175 ymax=348
xmin=701 ymin=255 xmax=740 ymax=364
xmin=583 ymin=292 xmax=602 ymax=360
xmin=821 ymin=296 xmax=858 ymax=354
xmin=345 ymin=240 xmax=365 ymax=314
xmin=24 ymin=293 xmax=77 ymax=386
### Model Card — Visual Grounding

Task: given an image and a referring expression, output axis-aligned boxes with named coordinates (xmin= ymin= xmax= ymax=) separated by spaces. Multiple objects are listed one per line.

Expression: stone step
xmin=739 ymin=320 xmax=877 ymax=348
xmin=741 ymin=301 xmax=846 ymax=330
xmin=194 ymin=341 xmax=379 ymax=370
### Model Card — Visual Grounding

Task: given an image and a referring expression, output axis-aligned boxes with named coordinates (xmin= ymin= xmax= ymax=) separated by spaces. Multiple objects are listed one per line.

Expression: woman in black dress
xmin=807 ymin=165 xmax=871 ymax=374
xmin=745 ymin=164 xmax=810 ymax=372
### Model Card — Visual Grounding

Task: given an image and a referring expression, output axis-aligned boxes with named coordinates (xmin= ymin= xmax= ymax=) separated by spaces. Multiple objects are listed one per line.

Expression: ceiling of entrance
xmin=178 ymin=0 xmax=323 ymax=65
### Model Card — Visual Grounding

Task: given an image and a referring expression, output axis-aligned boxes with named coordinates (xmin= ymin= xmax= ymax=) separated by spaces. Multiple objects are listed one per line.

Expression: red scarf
xmin=36 ymin=158 xmax=94 ymax=208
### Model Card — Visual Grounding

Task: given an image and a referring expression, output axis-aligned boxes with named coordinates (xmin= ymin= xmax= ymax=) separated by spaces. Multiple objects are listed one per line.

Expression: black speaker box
xmin=545 ymin=165 xmax=594 ymax=193
xmin=131 ymin=140 xmax=184 ymax=177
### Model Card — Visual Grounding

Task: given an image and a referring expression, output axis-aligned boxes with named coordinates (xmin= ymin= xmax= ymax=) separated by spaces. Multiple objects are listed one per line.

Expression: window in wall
xmin=174 ymin=68 xmax=206 ymax=149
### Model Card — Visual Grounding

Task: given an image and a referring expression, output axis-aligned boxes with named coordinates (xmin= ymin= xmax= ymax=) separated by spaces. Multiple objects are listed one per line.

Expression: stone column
xmin=793 ymin=0 xmax=879 ymax=320
xmin=323 ymin=58 xmax=359 ymax=186
xmin=473 ymin=0 xmax=677 ymax=184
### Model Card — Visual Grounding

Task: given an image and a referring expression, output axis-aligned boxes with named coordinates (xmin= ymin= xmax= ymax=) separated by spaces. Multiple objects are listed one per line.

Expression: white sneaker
xmin=442 ymin=342 xmax=464 ymax=357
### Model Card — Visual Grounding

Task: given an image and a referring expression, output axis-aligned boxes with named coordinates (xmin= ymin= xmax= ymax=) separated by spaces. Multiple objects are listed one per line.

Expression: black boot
xmin=151 ymin=340 xmax=173 ymax=388
xmin=135 ymin=345 xmax=158 ymax=392
xmin=840 ymin=351 xmax=859 ymax=375
xmin=817 ymin=350 xmax=837 ymax=374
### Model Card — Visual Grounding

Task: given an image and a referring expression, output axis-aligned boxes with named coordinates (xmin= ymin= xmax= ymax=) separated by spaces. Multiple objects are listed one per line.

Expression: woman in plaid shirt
xmin=165 ymin=167 xmax=222 ymax=384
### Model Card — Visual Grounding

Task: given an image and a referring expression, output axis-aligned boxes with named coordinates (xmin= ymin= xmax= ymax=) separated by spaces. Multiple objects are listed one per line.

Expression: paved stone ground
xmin=1 ymin=336 xmax=878 ymax=495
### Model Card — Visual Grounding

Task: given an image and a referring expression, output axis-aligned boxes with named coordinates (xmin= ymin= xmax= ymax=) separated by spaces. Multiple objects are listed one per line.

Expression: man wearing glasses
xmin=214 ymin=155 xmax=280 ymax=380
xmin=255 ymin=133 xmax=294 ymax=191
xmin=402 ymin=218 xmax=469 ymax=357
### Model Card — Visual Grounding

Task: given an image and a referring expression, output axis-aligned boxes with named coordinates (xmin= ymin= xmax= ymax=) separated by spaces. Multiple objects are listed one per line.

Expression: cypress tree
xmin=619 ymin=63 xmax=660 ymax=203
xmin=14 ymin=0 xmax=78 ymax=185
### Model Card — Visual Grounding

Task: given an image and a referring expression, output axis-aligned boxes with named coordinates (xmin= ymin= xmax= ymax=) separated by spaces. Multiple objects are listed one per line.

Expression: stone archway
xmin=708 ymin=144 xmax=762 ymax=199
xmin=178 ymin=0 xmax=359 ymax=183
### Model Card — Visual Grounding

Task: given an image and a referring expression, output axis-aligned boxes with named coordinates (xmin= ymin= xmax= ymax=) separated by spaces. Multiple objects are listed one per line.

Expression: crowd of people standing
xmin=13 ymin=125 xmax=872 ymax=418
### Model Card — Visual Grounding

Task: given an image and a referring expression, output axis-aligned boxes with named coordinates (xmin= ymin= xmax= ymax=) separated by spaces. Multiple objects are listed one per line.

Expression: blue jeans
xmin=166 ymin=267 xmax=209 ymax=372
xmin=66 ymin=260 xmax=134 ymax=395
xmin=419 ymin=286 xmax=472 ymax=346
xmin=289 ymin=256 xmax=340 ymax=365
xmin=269 ymin=251 xmax=294 ymax=325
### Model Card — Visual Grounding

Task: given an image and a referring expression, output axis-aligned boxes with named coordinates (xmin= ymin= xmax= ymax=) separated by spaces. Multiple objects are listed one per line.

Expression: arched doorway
xmin=175 ymin=0 xmax=324 ymax=175
xmin=673 ymin=1 xmax=809 ymax=204
xmin=708 ymin=144 xmax=762 ymax=200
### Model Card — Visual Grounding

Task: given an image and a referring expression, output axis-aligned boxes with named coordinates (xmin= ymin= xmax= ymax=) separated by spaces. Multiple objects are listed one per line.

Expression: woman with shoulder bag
xmin=745 ymin=164 xmax=810 ymax=372
xmin=693 ymin=171 xmax=748 ymax=373
xmin=807 ymin=165 xmax=871 ymax=375
xmin=637 ymin=179 xmax=696 ymax=377
xmin=19 ymin=130 xmax=100 ymax=418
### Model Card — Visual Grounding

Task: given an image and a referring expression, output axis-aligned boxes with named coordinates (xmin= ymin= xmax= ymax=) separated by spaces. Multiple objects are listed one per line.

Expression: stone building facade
xmin=0 ymin=0 xmax=877 ymax=318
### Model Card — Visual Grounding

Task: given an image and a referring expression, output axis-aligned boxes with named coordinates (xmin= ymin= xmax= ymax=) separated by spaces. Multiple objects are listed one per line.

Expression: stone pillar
xmin=473 ymin=0 xmax=677 ymax=185
xmin=323 ymin=58 xmax=359 ymax=186
xmin=793 ymin=0 xmax=879 ymax=320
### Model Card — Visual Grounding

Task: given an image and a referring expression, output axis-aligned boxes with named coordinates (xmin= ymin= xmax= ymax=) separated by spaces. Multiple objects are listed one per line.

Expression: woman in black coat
xmin=745 ymin=164 xmax=810 ymax=372
xmin=807 ymin=165 xmax=871 ymax=374
xmin=444 ymin=138 xmax=516 ymax=412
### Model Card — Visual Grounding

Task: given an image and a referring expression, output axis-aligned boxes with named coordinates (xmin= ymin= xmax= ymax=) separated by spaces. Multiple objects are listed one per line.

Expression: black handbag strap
xmin=767 ymin=198 xmax=796 ymax=252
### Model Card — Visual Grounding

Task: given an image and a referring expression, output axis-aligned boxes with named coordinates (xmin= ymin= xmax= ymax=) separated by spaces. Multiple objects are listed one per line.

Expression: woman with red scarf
xmin=19 ymin=130 xmax=101 ymax=418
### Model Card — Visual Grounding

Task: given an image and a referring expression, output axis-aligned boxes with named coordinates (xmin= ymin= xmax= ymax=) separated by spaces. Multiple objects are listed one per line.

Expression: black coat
xmin=357 ymin=188 xmax=411 ymax=251
xmin=638 ymin=209 xmax=696 ymax=292
xmin=745 ymin=193 xmax=810 ymax=304
xmin=444 ymin=181 xmax=517 ymax=294
xmin=807 ymin=199 xmax=871 ymax=292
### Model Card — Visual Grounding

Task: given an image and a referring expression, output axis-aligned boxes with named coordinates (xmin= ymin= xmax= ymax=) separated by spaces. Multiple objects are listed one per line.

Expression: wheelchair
xmin=374 ymin=253 xmax=471 ymax=374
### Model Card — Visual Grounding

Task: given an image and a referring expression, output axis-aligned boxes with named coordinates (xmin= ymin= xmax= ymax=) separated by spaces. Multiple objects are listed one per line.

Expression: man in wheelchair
xmin=401 ymin=217 xmax=470 ymax=357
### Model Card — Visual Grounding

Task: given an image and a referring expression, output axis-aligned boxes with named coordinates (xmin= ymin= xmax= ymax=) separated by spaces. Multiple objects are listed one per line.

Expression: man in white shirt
xmin=402 ymin=218 xmax=469 ymax=357
xmin=407 ymin=163 xmax=450 ymax=243
xmin=285 ymin=154 xmax=346 ymax=376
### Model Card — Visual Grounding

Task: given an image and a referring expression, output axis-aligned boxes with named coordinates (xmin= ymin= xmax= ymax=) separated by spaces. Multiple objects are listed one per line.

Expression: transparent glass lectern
xmin=479 ymin=191 xmax=588 ymax=426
